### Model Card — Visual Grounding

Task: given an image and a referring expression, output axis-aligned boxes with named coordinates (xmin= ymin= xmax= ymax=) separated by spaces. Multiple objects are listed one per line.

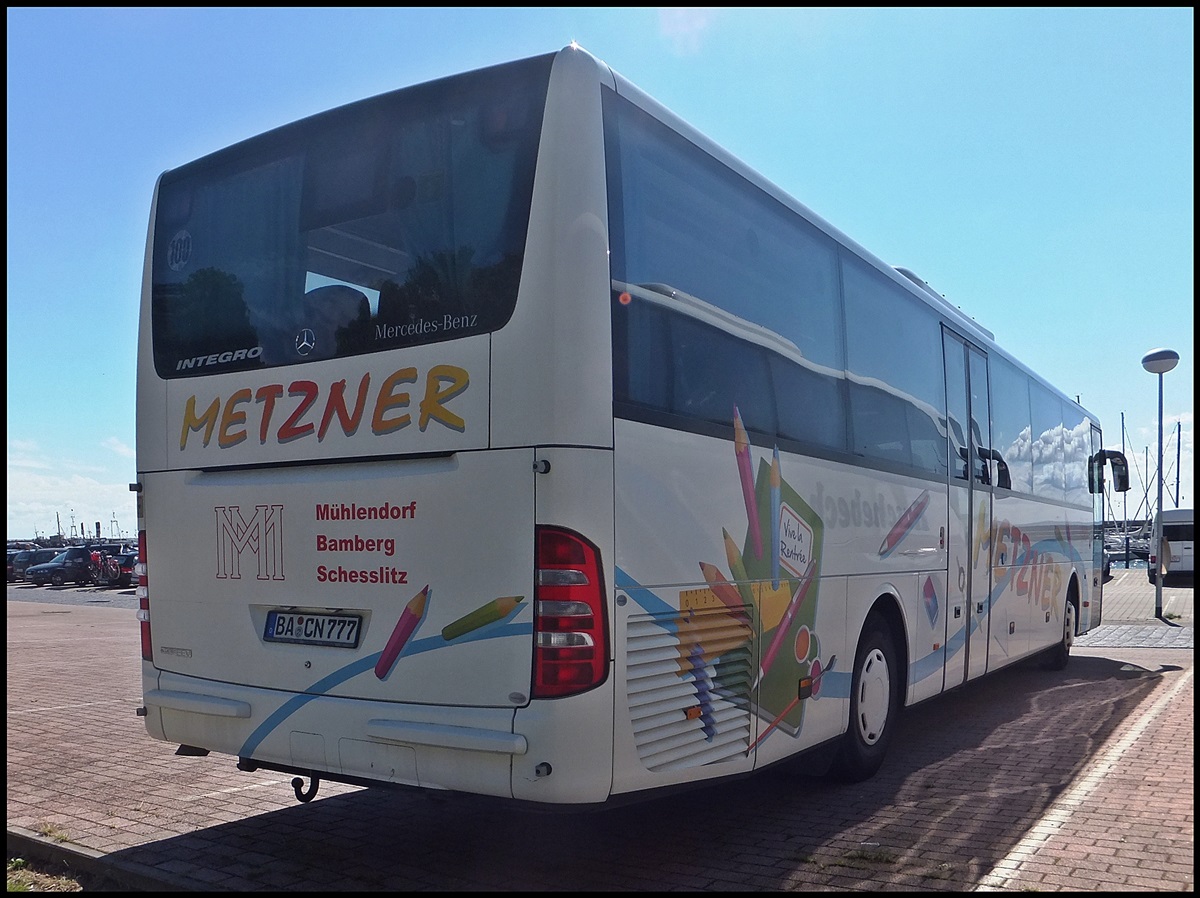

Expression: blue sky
xmin=6 ymin=7 xmax=1193 ymax=541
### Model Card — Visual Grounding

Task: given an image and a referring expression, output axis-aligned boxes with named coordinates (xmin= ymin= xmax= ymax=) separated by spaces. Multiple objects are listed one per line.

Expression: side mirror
xmin=1089 ymin=449 xmax=1130 ymax=494
xmin=1108 ymin=452 xmax=1130 ymax=493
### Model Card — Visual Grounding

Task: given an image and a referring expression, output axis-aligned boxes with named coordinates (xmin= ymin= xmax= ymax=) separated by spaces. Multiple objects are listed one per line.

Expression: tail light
xmin=136 ymin=528 xmax=151 ymax=661
xmin=532 ymin=526 xmax=608 ymax=698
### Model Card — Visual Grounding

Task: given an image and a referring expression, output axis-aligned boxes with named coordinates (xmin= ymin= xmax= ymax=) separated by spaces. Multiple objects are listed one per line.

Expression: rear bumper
xmin=142 ymin=669 xmax=522 ymax=799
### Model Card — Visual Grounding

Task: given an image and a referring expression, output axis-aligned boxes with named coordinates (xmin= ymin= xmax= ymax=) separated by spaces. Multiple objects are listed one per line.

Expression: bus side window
xmin=615 ymin=298 xmax=671 ymax=412
xmin=772 ymin=355 xmax=847 ymax=452
xmin=909 ymin=404 xmax=948 ymax=476
xmin=670 ymin=315 xmax=773 ymax=433
xmin=848 ymin=383 xmax=913 ymax=467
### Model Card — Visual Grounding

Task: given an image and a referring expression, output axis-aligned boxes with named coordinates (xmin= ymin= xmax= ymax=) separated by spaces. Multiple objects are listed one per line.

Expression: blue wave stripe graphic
xmin=237 ymin=621 xmax=532 ymax=757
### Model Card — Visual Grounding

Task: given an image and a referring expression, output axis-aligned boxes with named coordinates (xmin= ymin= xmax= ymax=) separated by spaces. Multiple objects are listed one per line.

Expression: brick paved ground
xmin=7 ymin=571 xmax=1193 ymax=891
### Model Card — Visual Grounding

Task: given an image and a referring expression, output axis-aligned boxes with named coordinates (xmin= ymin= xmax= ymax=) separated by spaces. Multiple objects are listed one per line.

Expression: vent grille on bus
xmin=625 ymin=608 xmax=754 ymax=771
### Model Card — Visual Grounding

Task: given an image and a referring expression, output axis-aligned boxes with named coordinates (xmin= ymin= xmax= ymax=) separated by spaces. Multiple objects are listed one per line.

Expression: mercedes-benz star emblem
xmin=295 ymin=328 xmax=316 ymax=356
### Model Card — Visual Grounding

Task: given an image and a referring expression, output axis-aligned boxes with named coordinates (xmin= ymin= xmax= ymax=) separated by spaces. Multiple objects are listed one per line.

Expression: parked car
xmin=12 ymin=548 xmax=63 ymax=581
xmin=94 ymin=551 xmax=138 ymax=588
xmin=88 ymin=542 xmax=135 ymax=558
xmin=26 ymin=546 xmax=96 ymax=586
xmin=1148 ymin=508 xmax=1194 ymax=586
xmin=25 ymin=552 xmax=67 ymax=586
xmin=7 ymin=550 xmax=19 ymax=582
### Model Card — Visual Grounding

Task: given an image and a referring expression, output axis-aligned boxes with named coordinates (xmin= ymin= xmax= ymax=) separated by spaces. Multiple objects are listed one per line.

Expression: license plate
xmin=264 ymin=611 xmax=362 ymax=648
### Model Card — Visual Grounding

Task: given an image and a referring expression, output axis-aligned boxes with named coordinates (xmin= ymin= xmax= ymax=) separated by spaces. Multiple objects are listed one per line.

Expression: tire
xmin=50 ymin=570 xmax=66 ymax=587
xmin=1042 ymin=597 xmax=1076 ymax=671
xmin=829 ymin=616 xmax=899 ymax=783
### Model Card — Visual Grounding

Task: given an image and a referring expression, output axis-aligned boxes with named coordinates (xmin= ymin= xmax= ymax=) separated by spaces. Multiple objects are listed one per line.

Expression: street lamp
xmin=1141 ymin=347 xmax=1179 ymax=620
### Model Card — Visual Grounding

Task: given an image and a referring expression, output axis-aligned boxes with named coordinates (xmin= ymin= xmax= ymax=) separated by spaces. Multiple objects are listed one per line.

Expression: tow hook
xmin=292 ymin=774 xmax=320 ymax=803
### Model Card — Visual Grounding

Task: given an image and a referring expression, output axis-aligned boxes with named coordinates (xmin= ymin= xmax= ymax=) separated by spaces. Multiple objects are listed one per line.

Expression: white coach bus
xmin=134 ymin=43 xmax=1130 ymax=808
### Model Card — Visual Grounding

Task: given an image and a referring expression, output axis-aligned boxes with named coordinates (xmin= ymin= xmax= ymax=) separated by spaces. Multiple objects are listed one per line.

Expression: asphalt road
xmin=6 ymin=578 xmax=139 ymax=609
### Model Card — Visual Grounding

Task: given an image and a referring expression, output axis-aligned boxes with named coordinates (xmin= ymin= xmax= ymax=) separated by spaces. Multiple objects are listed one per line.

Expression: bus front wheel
xmin=1042 ymin=597 xmax=1076 ymax=671
xmin=829 ymin=616 xmax=898 ymax=783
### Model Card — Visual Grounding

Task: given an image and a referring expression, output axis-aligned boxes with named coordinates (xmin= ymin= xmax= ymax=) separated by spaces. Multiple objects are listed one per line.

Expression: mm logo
xmin=215 ymin=505 xmax=285 ymax=580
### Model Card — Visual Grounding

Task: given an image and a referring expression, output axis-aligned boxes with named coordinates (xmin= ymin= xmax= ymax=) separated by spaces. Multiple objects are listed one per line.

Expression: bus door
xmin=943 ymin=330 xmax=995 ymax=687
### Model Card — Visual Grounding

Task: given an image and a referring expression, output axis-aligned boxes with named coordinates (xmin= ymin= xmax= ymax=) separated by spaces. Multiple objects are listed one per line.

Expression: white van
xmin=1149 ymin=508 xmax=1194 ymax=584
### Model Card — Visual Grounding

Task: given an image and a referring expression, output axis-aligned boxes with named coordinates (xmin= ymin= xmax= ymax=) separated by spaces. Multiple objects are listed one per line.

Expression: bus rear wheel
xmin=829 ymin=616 xmax=898 ymax=783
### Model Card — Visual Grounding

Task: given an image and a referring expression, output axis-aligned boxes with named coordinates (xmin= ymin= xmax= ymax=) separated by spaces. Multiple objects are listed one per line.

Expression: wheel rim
xmin=1063 ymin=602 xmax=1076 ymax=652
xmin=855 ymin=647 xmax=891 ymax=746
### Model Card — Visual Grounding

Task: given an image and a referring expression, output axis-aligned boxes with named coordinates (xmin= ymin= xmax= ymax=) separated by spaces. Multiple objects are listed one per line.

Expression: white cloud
xmin=7 ymin=440 xmax=136 ymax=541
xmin=103 ymin=435 xmax=136 ymax=459
xmin=658 ymin=7 xmax=719 ymax=55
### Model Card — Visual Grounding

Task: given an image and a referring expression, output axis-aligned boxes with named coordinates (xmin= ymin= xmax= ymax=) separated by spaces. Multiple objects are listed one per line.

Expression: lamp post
xmin=1141 ymin=347 xmax=1179 ymax=620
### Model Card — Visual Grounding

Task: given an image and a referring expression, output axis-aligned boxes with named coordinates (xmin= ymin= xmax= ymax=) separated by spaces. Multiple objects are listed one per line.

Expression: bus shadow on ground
xmin=102 ymin=655 xmax=1171 ymax=891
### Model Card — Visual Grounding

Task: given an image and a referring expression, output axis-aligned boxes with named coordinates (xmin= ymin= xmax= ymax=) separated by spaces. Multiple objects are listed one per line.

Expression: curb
xmin=7 ymin=827 xmax=189 ymax=892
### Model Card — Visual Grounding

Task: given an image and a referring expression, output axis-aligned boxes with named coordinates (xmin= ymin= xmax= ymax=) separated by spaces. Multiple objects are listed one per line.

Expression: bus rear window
xmin=150 ymin=54 xmax=553 ymax=378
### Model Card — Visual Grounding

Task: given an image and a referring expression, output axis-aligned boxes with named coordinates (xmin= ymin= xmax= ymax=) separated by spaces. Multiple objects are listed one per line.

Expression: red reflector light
xmin=137 ymin=529 xmax=151 ymax=661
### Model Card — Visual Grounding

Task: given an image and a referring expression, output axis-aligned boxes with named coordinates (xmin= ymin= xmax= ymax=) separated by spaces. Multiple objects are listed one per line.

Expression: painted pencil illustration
xmin=375 ymin=585 xmax=430 ymax=679
xmin=442 ymin=595 xmax=524 ymax=641
xmin=733 ymin=406 xmax=763 ymax=559
xmin=879 ymin=489 xmax=930 ymax=557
